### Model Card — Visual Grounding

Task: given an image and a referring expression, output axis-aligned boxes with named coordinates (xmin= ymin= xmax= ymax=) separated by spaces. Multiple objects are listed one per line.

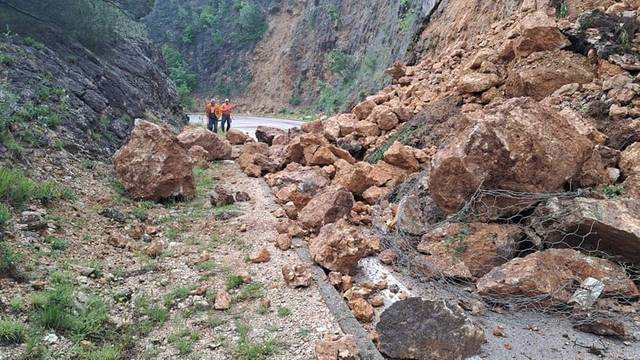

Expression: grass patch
xmin=0 ymin=203 xmax=11 ymax=229
xmin=169 ymin=328 xmax=200 ymax=355
xmin=225 ymin=275 xmax=243 ymax=290
xmin=0 ymin=241 xmax=23 ymax=275
xmin=10 ymin=296 xmax=25 ymax=312
xmin=207 ymin=314 xmax=226 ymax=328
xmin=133 ymin=297 xmax=168 ymax=335
xmin=197 ymin=260 xmax=217 ymax=272
xmin=0 ymin=167 xmax=73 ymax=208
xmin=164 ymin=286 xmax=192 ymax=307
xmin=276 ymin=306 xmax=291 ymax=318
xmin=0 ymin=319 xmax=26 ymax=344
xmin=46 ymin=236 xmax=69 ymax=251
xmin=236 ymin=283 xmax=263 ymax=302
xmin=598 ymin=184 xmax=624 ymax=199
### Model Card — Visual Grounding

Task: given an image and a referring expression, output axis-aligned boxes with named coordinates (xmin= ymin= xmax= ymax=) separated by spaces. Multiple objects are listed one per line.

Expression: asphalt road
xmin=188 ymin=113 xmax=302 ymax=138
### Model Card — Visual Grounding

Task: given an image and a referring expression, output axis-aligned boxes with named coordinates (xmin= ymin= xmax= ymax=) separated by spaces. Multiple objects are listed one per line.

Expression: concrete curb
xmin=293 ymin=237 xmax=385 ymax=360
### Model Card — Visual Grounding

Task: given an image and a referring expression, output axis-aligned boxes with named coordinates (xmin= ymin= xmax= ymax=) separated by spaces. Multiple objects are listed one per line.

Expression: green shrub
xmin=0 ymin=203 xmax=11 ymax=229
xmin=326 ymin=50 xmax=353 ymax=75
xmin=0 ymin=168 xmax=34 ymax=208
xmin=225 ymin=275 xmax=243 ymax=290
xmin=236 ymin=0 xmax=267 ymax=43
xmin=598 ymin=184 xmax=624 ymax=199
xmin=276 ymin=306 xmax=290 ymax=318
xmin=0 ymin=241 xmax=22 ymax=274
xmin=0 ymin=53 xmax=14 ymax=65
xmin=366 ymin=125 xmax=417 ymax=164
xmin=24 ymin=37 xmax=45 ymax=49
xmin=0 ymin=319 xmax=26 ymax=345
xmin=46 ymin=236 xmax=69 ymax=251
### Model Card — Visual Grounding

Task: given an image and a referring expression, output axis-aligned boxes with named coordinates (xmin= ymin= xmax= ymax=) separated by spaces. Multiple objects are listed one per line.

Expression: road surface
xmin=188 ymin=113 xmax=302 ymax=138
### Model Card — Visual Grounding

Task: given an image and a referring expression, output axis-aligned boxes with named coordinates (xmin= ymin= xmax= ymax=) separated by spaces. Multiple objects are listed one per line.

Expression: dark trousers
xmin=207 ymin=114 xmax=218 ymax=133
xmin=221 ymin=114 xmax=231 ymax=132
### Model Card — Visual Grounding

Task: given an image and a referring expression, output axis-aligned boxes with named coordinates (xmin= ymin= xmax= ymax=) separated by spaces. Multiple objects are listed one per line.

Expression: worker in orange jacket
xmin=220 ymin=99 xmax=234 ymax=132
xmin=204 ymin=98 xmax=222 ymax=133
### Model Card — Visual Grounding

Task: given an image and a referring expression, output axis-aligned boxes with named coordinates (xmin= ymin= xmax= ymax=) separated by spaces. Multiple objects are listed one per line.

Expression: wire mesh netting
xmin=376 ymin=175 xmax=640 ymax=333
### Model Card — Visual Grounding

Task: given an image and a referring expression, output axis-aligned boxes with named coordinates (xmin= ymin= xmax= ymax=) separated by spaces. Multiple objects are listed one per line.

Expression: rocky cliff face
xmin=0 ymin=4 xmax=184 ymax=162
xmin=145 ymin=0 xmax=437 ymax=113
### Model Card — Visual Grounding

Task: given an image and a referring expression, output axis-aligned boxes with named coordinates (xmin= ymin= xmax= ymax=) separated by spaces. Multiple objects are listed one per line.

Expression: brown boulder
xmin=310 ymin=146 xmax=338 ymax=166
xmin=188 ymin=145 xmax=209 ymax=168
xmin=256 ymin=126 xmax=285 ymax=145
xmin=505 ymin=50 xmax=594 ymax=100
xmin=250 ymin=248 xmax=271 ymax=263
xmin=177 ymin=126 xmax=232 ymax=160
xmin=416 ymin=223 xmax=521 ymax=279
xmin=429 ymin=98 xmax=595 ymax=213
xmin=457 ymin=72 xmax=501 ymax=94
xmin=315 ymin=335 xmax=358 ymax=360
xmin=266 ymin=166 xmax=330 ymax=208
xmin=298 ymin=186 xmax=354 ymax=230
xmin=282 ymin=263 xmax=313 ymax=288
xmin=378 ymin=249 xmax=398 ymax=265
xmin=336 ymin=114 xmax=358 ymax=136
xmin=370 ymin=161 xmax=410 ymax=187
xmin=302 ymin=119 xmax=324 ymax=134
xmin=362 ymin=186 xmax=391 ymax=205
xmin=348 ymin=298 xmax=374 ymax=322
xmin=333 ymin=159 xmax=375 ymax=195
xmin=383 ymin=142 xmax=419 ymax=172
xmin=352 ymin=100 xmax=376 ymax=120
xmin=368 ymin=105 xmax=399 ymax=131
xmin=354 ymin=120 xmax=381 ymax=137
xmin=226 ymin=129 xmax=250 ymax=145
xmin=476 ymin=249 xmax=639 ymax=303
xmin=309 ymin=219 xmax=377 ymax=274
xmin=323 ymin=117 xmax=341 ymax=141
xmin=113 ymin=120 xmax=195 ymax=201
xmin=514 ymin=11 xmax=570 ymax=58
xmin=209 ymin=186 xmax=235 ymax=207
xmin=620 ymin=142 xmax=640 ymax=177
xmin=275 ymin=233 xmax=292 ymax=250
xmin=214 ymin=289 xmax=232 ymax=310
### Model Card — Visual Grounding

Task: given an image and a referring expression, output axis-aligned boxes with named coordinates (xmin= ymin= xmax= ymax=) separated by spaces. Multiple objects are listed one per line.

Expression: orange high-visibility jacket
xmin=221 ymin=103 xmax=232 ymax=115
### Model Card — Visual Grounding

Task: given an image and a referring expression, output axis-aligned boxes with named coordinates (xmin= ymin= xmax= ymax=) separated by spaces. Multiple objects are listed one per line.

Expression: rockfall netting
xmin=377 ymin=177 xmax=640 ymax=334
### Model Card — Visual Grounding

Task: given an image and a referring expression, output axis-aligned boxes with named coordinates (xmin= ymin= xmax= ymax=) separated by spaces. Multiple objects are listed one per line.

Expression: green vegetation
xmin=10 ymin=296 xmax=25 ymax=312
xmin=276 ymin=306 xmax=291 ymax=318
xmin=598 ymin=184 xmax=624 ymax=199
xmin=0 ymin=203 xmax=11 ymax=229
xmin=162 ymin=45 xmax=197 ymax=108
xmin=226 ymin=274 xmax=244 ymax=290
xmin=0 ymin=53 xmax=14 ymax=65
xmin=556 ymin=0 xmax=569 ymax=18
xmin=0 ymin=319 xmax=26 ymax=345
xmin=618 ymin=28 xmax=631 ymax=51
xmin=23 ymin=37 xmax=45 ymax=49
xmin=169 ymin=328 xmax=200 ymax=355
xmin=0 ymin=167 xmax=74 ymax=208
xmin=46 ymin=236 xmax=69 ymax=251
xmin=164 ymin=286 xmax=192 ymax=307
xmin=236 ymin=1 xmax=267 ymax=42
xmin=398 ymin=0 xmax=417 ymax=33
xmin=366 ymin=125 xmax=417 ymax=164
xmin=326 ymin=50 xmax=353 ymax=76
xmin=236 ymin=282 xmax=263 ymax=301
xmin=0 ymin=240 xmax=23 ymax=274
xmin=235 ymin=322 xmax=278 ymax=360
xmin=444 ymin=224 xmax=470 ymax=258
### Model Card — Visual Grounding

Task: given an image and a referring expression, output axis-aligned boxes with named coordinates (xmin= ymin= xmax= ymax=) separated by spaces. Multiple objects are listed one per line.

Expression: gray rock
xmin=376 ymin=298 xmax=485 ymax=360
xmin=18 ymin=211 xmax=47 ymax=231
xmin=99 ymin=208 xmax=126 ymax=223
xmin=209 ymin=186 xmax=235 ymax=207
xmin=216 ymin=210 xmax=243 ymax=221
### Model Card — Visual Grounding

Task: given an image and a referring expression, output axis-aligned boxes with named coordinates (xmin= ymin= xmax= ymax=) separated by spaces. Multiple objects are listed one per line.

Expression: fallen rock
xmin=298 ymin=186 xmax=354 ymax=230
xmin=226 ymin=129 xmax=250 ymax=145
xmin=309 ymin=219 xmax=377 ymax=274
xmin=574 ymin=318 xmax=629 ymax=338
xmin=256 ymin=126 xmax=285 ymax=145
xmin=113 ymin=120 xmax=195 ymax=201
xmin=378 ymin=249 xmax=398 ymax=264
xmin=348 ymin=298 xmax=374 ymax=322
xmin=513 ymin=10 xmax=569 ymax=58
xmin=457 ymin=72 xmax=501 ymax=94
xmin=234 ymin=191 xmax=251 ymax=202
xmin=282 ymin=264 xmax=313 ymax=288
xmin=209 ymin=186 xmax=235 ymax=207
xmin=250 ymin=248 xmax=271 ymax=263
xmin=333 ymin=160 xmax=375 ymax=195
xmin=214 ymin=289 xmax=231 ymax=310
xmin=416 ymin=223 xmax=521 ymax=279
xmin=377 ymin=298 xmax=485 ymax=359
xmin=188 ymin=145 xmax=209 ymax=168
xmin=362 ymin=186 xmax=390 ymax=205
xmin=177 ymin=126 xmax=232 ymax=160
xmin=476 ymin=249 xmax=639 ymax=303
xmin=619 ymin=142 xmax=640 ymax=177
xmin=275 ymin=234 xmax=292 ymax=251
xmin=144 ymin=241 xmax=163 ymax=258
xmin=429 ymin=98 xmax=595 ymax=213
xmin=352 ymin=100 xmax=376 ymax=120
xmin=315 ymin=335 xmax=358 ymax=360
xmin=368 ymin=105 xmax=399 ymax=131
xmin=99 ymin=208 xmax=126 ymax=223
xmin=383 ymin=142 xmax=419 ymax=172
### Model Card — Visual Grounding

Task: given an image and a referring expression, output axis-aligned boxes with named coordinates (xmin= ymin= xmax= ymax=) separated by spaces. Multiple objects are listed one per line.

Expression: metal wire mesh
xmin=375 ymin=174 xmax=640 ymax=333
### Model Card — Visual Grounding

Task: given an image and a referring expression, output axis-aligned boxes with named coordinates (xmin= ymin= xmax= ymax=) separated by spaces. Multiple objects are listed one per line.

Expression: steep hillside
xmin=0 ymin=0 xmax=184 ymax=162
xmin=145 ymin=0 xmax=437 ymax=114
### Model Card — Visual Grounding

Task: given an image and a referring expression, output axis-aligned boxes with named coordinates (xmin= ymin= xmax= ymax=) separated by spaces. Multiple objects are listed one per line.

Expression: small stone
xmin=144 ymin=241 xmax=163 ymax=258
xmin=43 ymin=333 xmax=58 ymax=344
xmin=282 ymin=264 xmax=313 ymax=288
xmin=239 ymin=224 xmax=248 ymax=232
xmin=190 ymin=286 xmax=208 ymax=296
xmin=370 ymin=295 xmax=385 ymax=307
xmin=397 ymin=291 xmax=408 ymax=300
xmin=315 ymin=334 xmax=358 ymax=360
xmin=378 ymin=249 xmax=398 ymax=265
xmin=275 ymin=234 xmax=292 ymax=251
xmin=238 ymin=270 xmax=252 ymax=283
xmin=250 ymin=248 xmax=271 ymax=263
xmin=214 ymin=289 xmax=232 ymax=310
xmin=31 ymin=280 xmax=47 ymax=290
xmin=493 ymin=326 xmax=507 ymax=337
xmin=260 ymin=298 xmax=271 ymax=309
xmin=235 ymin=191 xmax=251 ymax=202
xmin=348 ymin=298 xmax=374 ymax=322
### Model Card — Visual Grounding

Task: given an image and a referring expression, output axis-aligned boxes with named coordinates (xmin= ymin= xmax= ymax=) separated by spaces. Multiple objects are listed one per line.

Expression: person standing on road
xmin=205 ymin=98 xmax=221 ymax=133
xmin=220 ymin=98 xmax=234 ymax=132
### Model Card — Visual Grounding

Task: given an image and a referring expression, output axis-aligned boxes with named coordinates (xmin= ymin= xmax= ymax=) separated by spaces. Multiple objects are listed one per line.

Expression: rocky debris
xmin=188 ymin=145 xmax=209 ymax=168
xmin=234 ymin=191 xmax=251 ymax=202
xmin=216 ymin=210 xmax=243 ymax=221
xmin=352 ymin=99 xmax=376 ymax=120
xmin=333 ymin=160 xmax=374 ymax=195
xmin=369 ymin=294 xmax=385 ymax=307
xmin=282 ymin=263 xmax=313 ymax=288
xmin=348 ymin=298 xmax=374 ymax=322
xmin=214 ymin=289 xmax=231 ymax=310
xmin=396 ymin=194 xmax=446 ymax=235
xmin=144 ymin=241 xmax=164 ymax=258
xmin=17 ymin=210 xmax=47 ymax=231
xmin=574 ymin=318 xmax=629 ymax=338
xmin=226 ymin=129 xmax=250 ymax=145
xmin=378 ymin=249 xmax=398 ymax=265
xmin=383 ymin=142 xmax=419 ymax=172
xmin=315 ymin=334 xmax=358 ymax=360
xmin=416 ymin=223 xmax=521 ymax=279
xmin=113 ymin=120 xmax=195 ymax=201
xmin=513 ymin=10 xmax=569 ymax=58
xmin=368 ymin=105 xmax=399 ymax=131
xmin=177 ymin=126 xmax=232 ymax=160
xmin=256 ymin=126 xmax=285 ymax=145
xmin=429 ymin=98 xmax=598 ymax=213
xmin=533 ymin=197 xmax=640 ymax=264
xmin=309 ymin=219 xmax=378 ymax=274
xmin=476 ymin=249 xmax=639 ymax=303
xmin=209 ymin=186 xmax=235 ymax=207
xmin=266 ymin=165 xmax=330 ymax=208
xmin=298 ymin=186 xmax=354 ymax=230
xmin=250 ymin=248 xmax=271 ymax=263
xmin=362 ymin=186 xmax=390 ymax=205
xmin=377 ymin=298 xmax=485 ymax=359
xmin=275 ymin=233 xmax=292 ymax=250
xmin=238 ymin=142 xmax=281 ymax=177
xmin=457 ymin=72 xmax=501 ymax=94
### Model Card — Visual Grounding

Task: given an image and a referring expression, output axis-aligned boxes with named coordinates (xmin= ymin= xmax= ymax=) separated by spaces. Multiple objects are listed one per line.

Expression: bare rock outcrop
xmin=113 ymin=120 xmax=195 ymax=201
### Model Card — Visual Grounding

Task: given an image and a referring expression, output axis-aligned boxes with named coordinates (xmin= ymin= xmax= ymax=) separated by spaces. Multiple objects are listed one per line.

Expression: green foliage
xmin=169 ymin=328 xmax=200 ymax=354
xmin=578 ymin=12 xmax=595 ymax=30
xmin=0 ymin=319 xmax=26 ymax=345
xmin=276 ymin=306 xmax=291 ymax=318
xmin=0 ymin=203 xmax=11 ymax=229
xmin=326 ymin=50 xmax=353 ymax=75
xmin=83 ymin=345 xmax=121 ymax=360
xmin=0 ymin=241 xmax=22 ymax=274
xmin=10 ymin=296 xmax=24 ymax=312
xmin=0 ymin=53 xmax=14 ymax=65
xmin=31 ymin=273 xmax=109 ymax=341
xmin=46 ymin=236 xmax=69 ymax=251
xmin=236 ymin=0 xmax=267 ymax=43
xmin=237 ymin=337 xmax=278 ymax=360
xmin=226 ymin=275 xmax=244 ymax=290
xmin=367 ymin=126 xmax=417 ymax=164
xmin=444 ymin=224 xmax=470 ymax=258
xmin=0 ymin=167 xmax=73 ymax=208
xmin=162 ymin=45 xmax=196 ymax=107
xmin=164 ymin=286 xmax=191 ymax=307
xmin=618 ymin=28 xmax=631 ymax=50
xmin=598 ymin=184 xmax=624 ymax=199
xmin=23 ymin=37 xmax=44 ymax=49
xmin=556 ymin=0 xmax=569 ymax=18
xmin=236 ymin=282 xmax=263 ymax=301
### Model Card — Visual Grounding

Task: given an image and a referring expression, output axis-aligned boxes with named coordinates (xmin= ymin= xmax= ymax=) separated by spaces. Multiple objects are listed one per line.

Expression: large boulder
xmin=309 ymin=219 xmax=377 ymax=274
xmin=177 ymin=126 xmax=231 ymax=160
xmin=333 ymin=159 xmax=375 ymax=195
xmin=367 ymin=105 xmax=399 ymax=131
xmin=457 ymin=72 xmax=501 ymax=94
xmin=266 ymin=166 xmax=330 ymax=208
xmin=476 ymin=249 xmax=639 ymax=303
xmin=383 ymin=142 xmax=419 ymax=172
xmin=298 ymin=186 xmax=354 ymax=230
xmin=226 ymin=129 xmax=250 ymax=145
xmin=256 ymin=126 xmax=285 ymax=145
xmin=113 ymin=120 xmax=195 ymax=201
xmin=513 ymin=10 xmax=570 ymax=58
xmin=376 ymin=298 xmax=485 ymax=360
xmin=370 ymin=161 xmax=410 ymax=187
xmin=533 ymin=197 xmax=640 ymax=264
xmin=505 ymin=50 xmax=594 ymax=100
xmin=429 ymin=98 xmax=596 ymax=213
xmin=238 ymin=142 xmax=275 ymax=177
xmin=416 ymin=223 xmax=521 ymax=279
xmin=352 ymin=99 xmax=376 ymax=120
xmin=396 ymin=194 xmax=446 ymax=235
